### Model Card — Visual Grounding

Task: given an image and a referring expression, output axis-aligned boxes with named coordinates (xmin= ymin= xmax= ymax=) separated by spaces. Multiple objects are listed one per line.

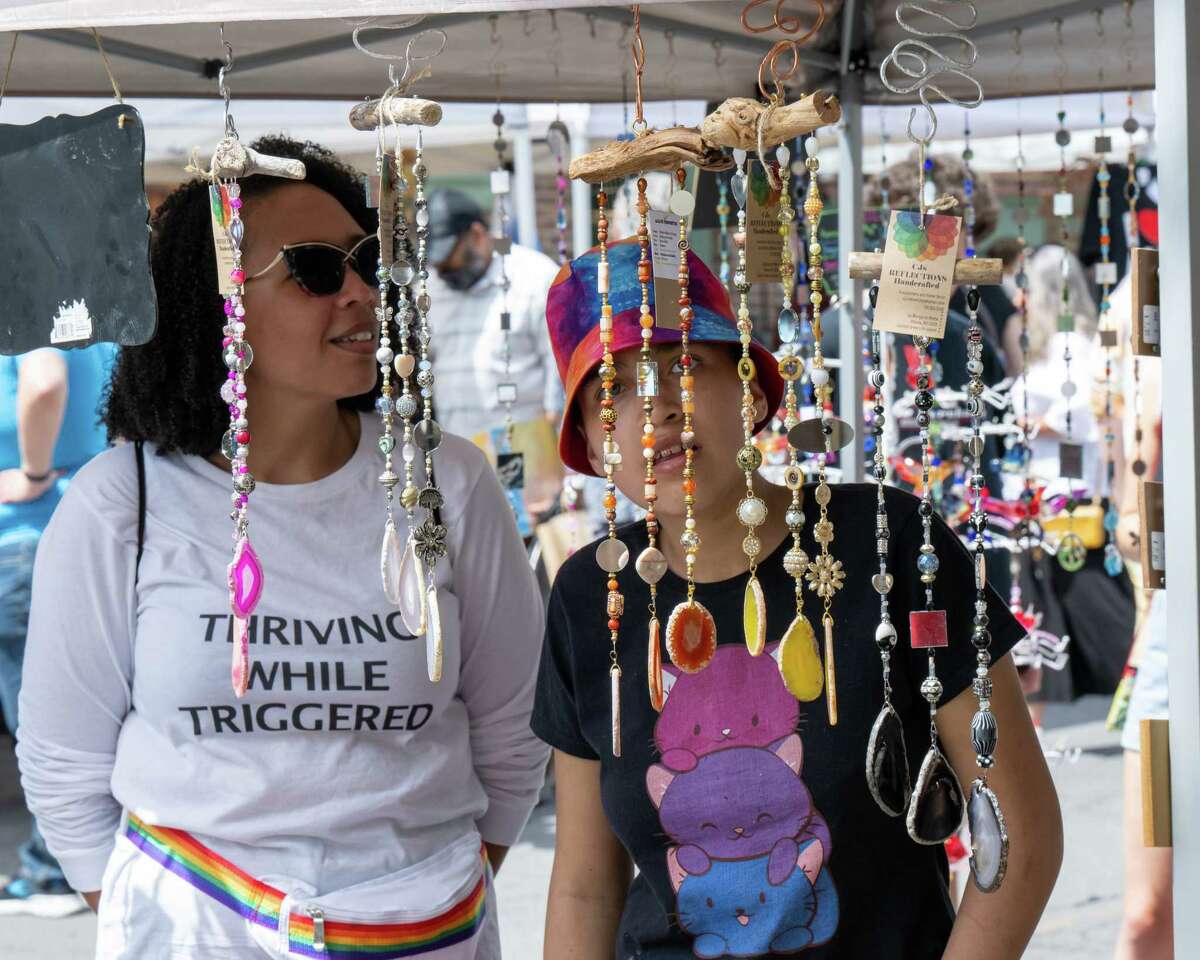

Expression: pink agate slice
xmin=231 ymin=615 xmax=250 ymax=698
xmin=228 ymin=537 xmax=264 ymax=619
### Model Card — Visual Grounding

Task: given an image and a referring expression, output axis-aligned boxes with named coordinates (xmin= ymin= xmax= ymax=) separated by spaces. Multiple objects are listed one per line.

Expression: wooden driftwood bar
xmin=848 ymin=251 xmax=1003 ymax=285
xmin=349 ymin=97 xmax=443 ymax=131
xmin=210 ymin=137 xmax=306 ymax=180
xmin=701 ymin=91 xmax=842 ymax=151
xmin=569 ymin=126 xmax=731 ymax=183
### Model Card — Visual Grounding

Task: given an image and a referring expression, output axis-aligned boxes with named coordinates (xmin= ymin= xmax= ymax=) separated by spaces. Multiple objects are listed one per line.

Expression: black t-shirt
xmin=531 ymin=483 xmax=1024 ymax=960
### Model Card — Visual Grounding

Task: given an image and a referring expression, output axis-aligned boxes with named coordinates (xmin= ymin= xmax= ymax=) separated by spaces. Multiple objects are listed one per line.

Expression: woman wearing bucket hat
xmin=531 ymin=240 xmax=1061 ymax=958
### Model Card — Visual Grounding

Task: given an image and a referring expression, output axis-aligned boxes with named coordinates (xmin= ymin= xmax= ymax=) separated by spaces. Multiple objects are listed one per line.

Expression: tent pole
xmin=837 ymin=68 xmax=865 ymax=483
xmin=570 ymin=109 xmax=592 ymax=260
xmin=510 ymin=104 xmax=538 ymax=251
xmin=1155 ymin=0 xmax=1200 ymax=951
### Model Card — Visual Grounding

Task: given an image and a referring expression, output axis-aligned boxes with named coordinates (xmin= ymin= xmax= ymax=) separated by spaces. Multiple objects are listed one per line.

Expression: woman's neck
xmin=209 ymin=390 xmax=361 ymax=484
xmin=656 ymin=474 xmax=796 ymax=584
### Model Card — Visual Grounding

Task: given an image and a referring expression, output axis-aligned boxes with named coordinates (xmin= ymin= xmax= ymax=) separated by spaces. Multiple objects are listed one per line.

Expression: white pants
xmin=94 ymin=835 xmax=502 ymax=960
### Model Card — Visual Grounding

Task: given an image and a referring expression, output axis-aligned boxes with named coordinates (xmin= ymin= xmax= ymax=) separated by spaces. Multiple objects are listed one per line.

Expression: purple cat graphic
xmin=647 ymin=735 xmax=833 ymax=884
xmin=655 ymin=643 xmax=798 ymax=772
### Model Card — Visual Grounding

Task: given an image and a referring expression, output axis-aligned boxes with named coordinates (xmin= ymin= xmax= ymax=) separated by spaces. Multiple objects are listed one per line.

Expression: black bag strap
xmin=134 ymin=440 xmax=146 ymax=585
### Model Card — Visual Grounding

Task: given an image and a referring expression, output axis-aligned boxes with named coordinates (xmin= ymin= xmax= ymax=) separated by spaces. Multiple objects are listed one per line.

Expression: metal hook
xmin=712 ymin=38 xmax=726 ymax=68
xmin=1095 ymin=7 xmax=1105 ymax=38
xmin=522 ymin=11 xmax=535 ymax=37
xmin=217 ymin=23 xmax=237 ymax=139
xmin=586 ymin=13 xmax=597 ymax=39
xmin=488 ymin=13 xmax=507 ymax=81
xmin=1012 ymin=26 xmax=1021 ymax=57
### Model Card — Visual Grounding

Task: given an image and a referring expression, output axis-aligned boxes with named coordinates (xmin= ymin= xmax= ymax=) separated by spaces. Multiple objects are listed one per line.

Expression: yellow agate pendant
xmin=744 ymin=577 xmax=767 ymax=656
xmin=778 ymin=613 xmax=824 ymax=702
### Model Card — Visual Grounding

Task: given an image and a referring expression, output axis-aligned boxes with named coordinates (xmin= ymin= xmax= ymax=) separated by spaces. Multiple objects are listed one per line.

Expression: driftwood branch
xmin=701 ymin=91 xmax=842 ymax=151
xmin=349 ymin=97 xmax=443 ymax=131
xmin=208 ymin=137 xmax=306 ymax=181
xmin=849 ymin=251 xmax=1003 ymax=285
xmin=569 ymin=126 xmax=732 ymax=184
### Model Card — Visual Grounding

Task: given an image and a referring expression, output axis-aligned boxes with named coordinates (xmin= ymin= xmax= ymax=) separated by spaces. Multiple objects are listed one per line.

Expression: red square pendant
xmin=910 ymin=610 xmax=949 ymax=649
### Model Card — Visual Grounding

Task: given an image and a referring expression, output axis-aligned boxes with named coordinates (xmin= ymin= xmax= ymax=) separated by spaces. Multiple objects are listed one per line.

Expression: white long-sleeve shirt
xmin=17 ymin=414 xmax=548 ymax=893
xmin=426 ymin=243 xmax=563 ymax=440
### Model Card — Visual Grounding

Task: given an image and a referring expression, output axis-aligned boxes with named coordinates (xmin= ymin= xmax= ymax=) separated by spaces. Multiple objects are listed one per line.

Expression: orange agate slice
xmin=648 ymin=617 xmax=665 ymax=712
xmin=665 ymin=600 xmax=717 ymax=673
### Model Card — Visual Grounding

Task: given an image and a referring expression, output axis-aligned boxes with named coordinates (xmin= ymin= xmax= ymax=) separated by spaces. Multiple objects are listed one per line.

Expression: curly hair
xmin=865 ymin=151 xmax=998 ymax=244
xmin=103 ymin=136 xmax=378 ymax=454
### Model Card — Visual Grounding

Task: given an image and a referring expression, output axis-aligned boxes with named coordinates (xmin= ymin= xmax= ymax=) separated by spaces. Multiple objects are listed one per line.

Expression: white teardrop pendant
xmin=380 ymin=519 xmax=403 ymax=604
xmin=425 ymin=582 xmax=443 ymax=683
xmin=399 ymin=538 xmax=428 ymax=637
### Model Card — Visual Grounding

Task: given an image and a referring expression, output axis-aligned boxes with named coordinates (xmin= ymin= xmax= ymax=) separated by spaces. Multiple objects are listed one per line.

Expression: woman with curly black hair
xmin=16 ymin=136 xmax=546 ymax=959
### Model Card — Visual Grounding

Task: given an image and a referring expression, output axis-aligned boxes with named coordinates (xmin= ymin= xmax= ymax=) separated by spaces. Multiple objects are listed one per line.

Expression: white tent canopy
xmin=0 ymin=1 xmax=1156 ymax=103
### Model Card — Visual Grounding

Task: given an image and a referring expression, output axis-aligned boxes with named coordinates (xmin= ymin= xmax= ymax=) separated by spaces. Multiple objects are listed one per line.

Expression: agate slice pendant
xmin=743 ymin=577 xmax=767 ymax=657
xmin=866 ymin=704 xmax=911 ymax=817
xmin=777 ymin=613 xmax=823 ymax=702
xmin=907 ymin=745 xmax=966 ymax=845
xmin=665 ymin=600 xmax=717 ymax=673
xmin=968 ymin=779 xmax=1009 ymax=893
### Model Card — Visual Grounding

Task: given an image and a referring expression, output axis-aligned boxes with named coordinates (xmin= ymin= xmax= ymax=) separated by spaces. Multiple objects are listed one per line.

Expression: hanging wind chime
xmin=869 ymin=1 xmax=1009 ymax=883
xmin=1051 ymin=17 xmax=1088 ymax=576
xmin=202 ymin=29 xmax=306 ymax=698
xmin=350 ymin=25 xmax=449 ymax=683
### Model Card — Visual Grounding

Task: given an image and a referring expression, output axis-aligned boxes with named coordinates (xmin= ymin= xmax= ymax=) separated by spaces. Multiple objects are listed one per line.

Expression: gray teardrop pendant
xmin=968 ymin=780 xmax=1009 ymax=893
xmin=906 ymin=747 xmax=965 ymax=845
xmin=866 ymin=704 xmax=911 ymax=817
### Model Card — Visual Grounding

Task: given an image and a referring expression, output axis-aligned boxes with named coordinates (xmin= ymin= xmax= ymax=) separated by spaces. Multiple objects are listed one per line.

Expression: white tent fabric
xmin=0 ymin=1 xmax=1156 ymax=103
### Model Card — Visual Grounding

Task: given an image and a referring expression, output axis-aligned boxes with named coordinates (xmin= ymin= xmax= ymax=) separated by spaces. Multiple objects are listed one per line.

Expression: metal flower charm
xmin=805 ymin=554 xmax=845 ymax=600
xmin=412 ymin=518 xmax=448 ymax=567
xmin=813 ymin=519 xmax=835 ymax=546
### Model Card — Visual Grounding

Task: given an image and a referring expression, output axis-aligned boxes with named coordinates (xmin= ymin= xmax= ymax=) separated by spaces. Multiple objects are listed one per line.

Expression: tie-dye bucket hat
xmin=548 ymin=237 xmax=785 ymax=477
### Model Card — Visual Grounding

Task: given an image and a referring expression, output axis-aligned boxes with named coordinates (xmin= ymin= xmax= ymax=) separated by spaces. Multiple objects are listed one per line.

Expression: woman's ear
xmin=749 ymin=377 xmax=770 ymax=423
xmin=580 ymin=421 xmax=605 ymax=476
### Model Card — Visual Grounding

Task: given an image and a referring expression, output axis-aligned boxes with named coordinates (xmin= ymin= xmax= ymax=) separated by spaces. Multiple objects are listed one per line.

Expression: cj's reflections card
xmin=873 ymin=211 xmax=961 ymax=340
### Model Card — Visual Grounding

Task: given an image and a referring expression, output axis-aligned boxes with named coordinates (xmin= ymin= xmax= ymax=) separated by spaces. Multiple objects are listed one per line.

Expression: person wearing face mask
xmin=425 ymin=189 xmax=564 ymax=456
xmin=15 ymin=138 xmax=547 ymax=959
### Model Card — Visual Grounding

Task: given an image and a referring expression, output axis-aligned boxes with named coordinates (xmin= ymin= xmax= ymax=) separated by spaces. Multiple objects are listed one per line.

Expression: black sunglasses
xmin=247 ymin=235 xmax=380 ymax=297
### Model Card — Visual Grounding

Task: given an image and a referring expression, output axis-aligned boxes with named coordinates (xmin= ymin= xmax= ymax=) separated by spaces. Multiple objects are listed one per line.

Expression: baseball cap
xmin=426 ymin=188 xmax=486 ymax=266
xmin=547 ymin=238 xmax=785 ymax=477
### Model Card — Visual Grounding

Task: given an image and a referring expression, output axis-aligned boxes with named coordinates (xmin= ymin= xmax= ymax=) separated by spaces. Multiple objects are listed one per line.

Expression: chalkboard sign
xmin=0 ymin=104 xmax=156 ymax=354
xmin=812 ymin=207 xmax=886 ymax=301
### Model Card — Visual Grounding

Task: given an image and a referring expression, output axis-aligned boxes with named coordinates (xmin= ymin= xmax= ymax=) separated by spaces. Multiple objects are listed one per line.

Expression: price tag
xmin=208 ymin=183 xmax=238 ymax=295
xmin=648 ymin=209 xmax=682 ymax=330
xmin=49 ymin=299 xmax=94 ymax=344
xmin=1143 ymin=305 xmax=1161 ymax=346
xmin=1151 ymin=531 xmax=1165 ymax=572
xmin=745 ymin=161 xmax=784 ymax=284
xmin=873 ymin=210 xmax=961 ymax=340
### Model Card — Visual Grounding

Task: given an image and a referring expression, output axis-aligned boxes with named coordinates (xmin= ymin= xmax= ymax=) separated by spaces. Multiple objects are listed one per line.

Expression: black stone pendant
xmin=866 ymin=704 xmax=911 ymax=817
xmin=968 ymin=779 xmax=1009 ymax=892
xmin=906 ymin=746 xmax=966 ymax=845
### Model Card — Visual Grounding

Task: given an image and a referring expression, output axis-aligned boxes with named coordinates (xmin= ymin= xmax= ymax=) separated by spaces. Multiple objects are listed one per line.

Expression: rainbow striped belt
xmin=124 ymin=814 xmax=488 ymax=959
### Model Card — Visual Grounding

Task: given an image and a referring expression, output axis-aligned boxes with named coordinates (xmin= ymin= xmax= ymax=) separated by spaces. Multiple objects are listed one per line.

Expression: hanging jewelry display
xmin=350 ymin=26 xmax=448 ymax=676
xmin=664 ymin=163 xmax=718 ymax=676
xmin=771 ymin=145 xmax=822 ymax=702
xmin=865 ymin=291 xmax=909 ymax=817
xmin=874 ymin=1 xmax=982 ymax=843
xmin=963 ymin=273 xmax=1009 ymax=892
xmin=410 ymin=128 xmax=449 ymax=682
xmin=624 ymin=16 xmax=669 ymax=712
xmin=207 ymin=33 xmax=306 ymax=698
xmin=593 ymin=186 xmax=629 ymax=756
xmin=1122 ymin=0 xmax=1141 ymax=251
xmin=717 ymin=176 xmax=733 ymax=290
xmin=795 ymin=135 xmax=847 ymax=725
xmin=1092 ymin=10 xmax=1123 ymax=579
xmin=1051 ymin=18 xmax=1086 ymax=576
xmin=906 ymin=339 xmax=967 ymax=845
xmin=731 ymin=143 xmax=768 ymax=659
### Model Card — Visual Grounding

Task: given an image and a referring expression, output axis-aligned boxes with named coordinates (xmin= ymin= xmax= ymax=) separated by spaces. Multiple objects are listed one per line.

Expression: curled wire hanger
xmin=217 ymin=23 xmax=237 ymax=138
xmin=351 ymin=17 xmax=447 ymax=94
xmin=878 ymin=0 xmax=982 ymax=148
